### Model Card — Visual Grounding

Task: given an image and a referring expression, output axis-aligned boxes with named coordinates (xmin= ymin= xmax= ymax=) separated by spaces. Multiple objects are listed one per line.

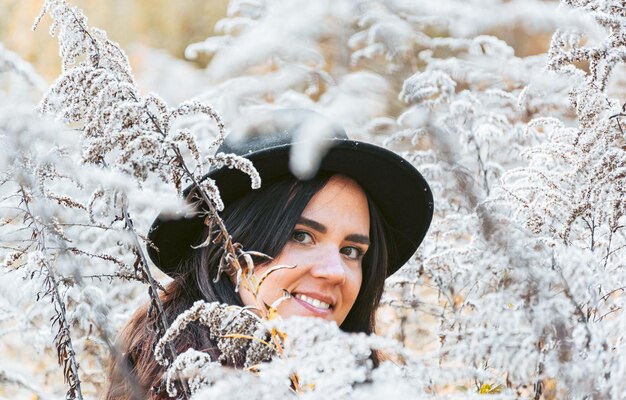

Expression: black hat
xmin=147 ymin=109 xmax=433 ymax=277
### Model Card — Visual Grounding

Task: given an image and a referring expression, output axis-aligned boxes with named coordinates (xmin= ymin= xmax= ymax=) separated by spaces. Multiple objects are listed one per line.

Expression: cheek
xmin=344 ymin=268 xmax=363 ymax=306
xmin=251 ymin=263 xmax=301 ymax=301
xmin=238 ymin=284 xmax=257 ymax=309
xmin=237 ymin=264 xmax=281 ymax=308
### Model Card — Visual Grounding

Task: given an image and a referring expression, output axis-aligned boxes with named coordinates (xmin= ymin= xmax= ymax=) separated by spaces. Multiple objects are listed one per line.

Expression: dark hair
xmin=105 ymin=173 xmax=389 ymax=399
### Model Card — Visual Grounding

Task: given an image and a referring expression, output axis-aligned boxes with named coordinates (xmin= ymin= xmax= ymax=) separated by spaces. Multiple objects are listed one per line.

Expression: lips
xmin=294 ymin=293 xmax=331 ymax=309
xmin=291 ymin=292 xmax=336 ymax=316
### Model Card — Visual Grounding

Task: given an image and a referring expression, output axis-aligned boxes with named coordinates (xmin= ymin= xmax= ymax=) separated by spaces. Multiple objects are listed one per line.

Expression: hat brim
xmin=148 ymin=139 xmax=433 ymax=276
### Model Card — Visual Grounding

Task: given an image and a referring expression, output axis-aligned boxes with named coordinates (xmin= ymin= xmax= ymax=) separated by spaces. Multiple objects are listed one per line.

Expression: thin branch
xmin=18 ymin=186 xmax=84 ymax=400
xmin=121 ymin=205 xmax=191 ymax=399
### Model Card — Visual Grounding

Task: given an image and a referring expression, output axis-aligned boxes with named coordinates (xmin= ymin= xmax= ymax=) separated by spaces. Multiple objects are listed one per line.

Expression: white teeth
xmin=295 ymin=294 xmax=331 ymax=310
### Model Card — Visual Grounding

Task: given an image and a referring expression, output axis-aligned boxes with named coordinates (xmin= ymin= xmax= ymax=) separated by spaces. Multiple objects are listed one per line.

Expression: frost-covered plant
xmin=0 ymin=43 xmax=47 ymax=95
xmin=0 ymin=104 xmax=86 ymax=399
xmin=154 ymin=301 xmax=275 ymax=369
xmin=372 ymin=1 xmax=626 ymax=398
xmin=490 ymin=0 xmax=626 ymax=397
xmin=159 ymin=306 xmax=429 ymax=400
xmin=154 ymin=301 xmax=275 ymax=397
xmin=29 ymin=0 xmax=267 ymax=381
xmin=3 ymin=0 xmax=262 ymax=397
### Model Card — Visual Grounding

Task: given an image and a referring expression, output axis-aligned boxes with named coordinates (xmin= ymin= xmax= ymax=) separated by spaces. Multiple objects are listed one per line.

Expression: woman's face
xmin=238 ymin=174 xmax=369 ymax=325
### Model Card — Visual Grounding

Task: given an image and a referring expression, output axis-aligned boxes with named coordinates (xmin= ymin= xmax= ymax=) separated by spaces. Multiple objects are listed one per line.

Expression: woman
xmin=105 ymin=109 xmax=433 ymax=399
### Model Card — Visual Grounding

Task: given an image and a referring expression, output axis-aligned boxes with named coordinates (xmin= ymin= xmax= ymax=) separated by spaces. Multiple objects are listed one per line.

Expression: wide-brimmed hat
xmin=147 ymin=109 xmax=433 ymax=277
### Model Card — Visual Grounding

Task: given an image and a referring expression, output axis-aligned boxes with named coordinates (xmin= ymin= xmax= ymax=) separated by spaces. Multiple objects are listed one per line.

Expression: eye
xmin=340 ymin=246 xmax=365 ymax=260
xmin=292 ymin=230 xmax=314 ymax=245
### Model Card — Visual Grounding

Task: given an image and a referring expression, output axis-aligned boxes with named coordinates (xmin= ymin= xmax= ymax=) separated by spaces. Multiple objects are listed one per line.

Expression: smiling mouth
xmin=293 ymin=293 xmax=332 ymax=310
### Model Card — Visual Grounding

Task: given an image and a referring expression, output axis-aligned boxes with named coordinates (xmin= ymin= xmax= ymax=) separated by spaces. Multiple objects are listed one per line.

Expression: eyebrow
xmin=297 ymin=217 xmax=370 ymax=245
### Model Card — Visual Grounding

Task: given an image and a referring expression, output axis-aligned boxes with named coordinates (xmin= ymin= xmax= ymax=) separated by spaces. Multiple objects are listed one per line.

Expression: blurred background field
xmin=1 ymin=0 xmax=572 ymax=114
xmin=1 ymin=0 xmax=555 ymax=85
xmin=0 ymin=0 xmax=227 ymax=81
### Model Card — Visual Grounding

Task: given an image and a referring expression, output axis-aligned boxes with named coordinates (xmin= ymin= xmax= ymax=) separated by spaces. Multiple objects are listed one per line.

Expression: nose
xmin=309 ymin=245 xmax=347 ymax=285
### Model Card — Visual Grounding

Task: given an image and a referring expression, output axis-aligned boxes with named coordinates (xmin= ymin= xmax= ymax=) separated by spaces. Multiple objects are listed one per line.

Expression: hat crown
xmin=218 ymin=109 xmax=348 ymax=156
